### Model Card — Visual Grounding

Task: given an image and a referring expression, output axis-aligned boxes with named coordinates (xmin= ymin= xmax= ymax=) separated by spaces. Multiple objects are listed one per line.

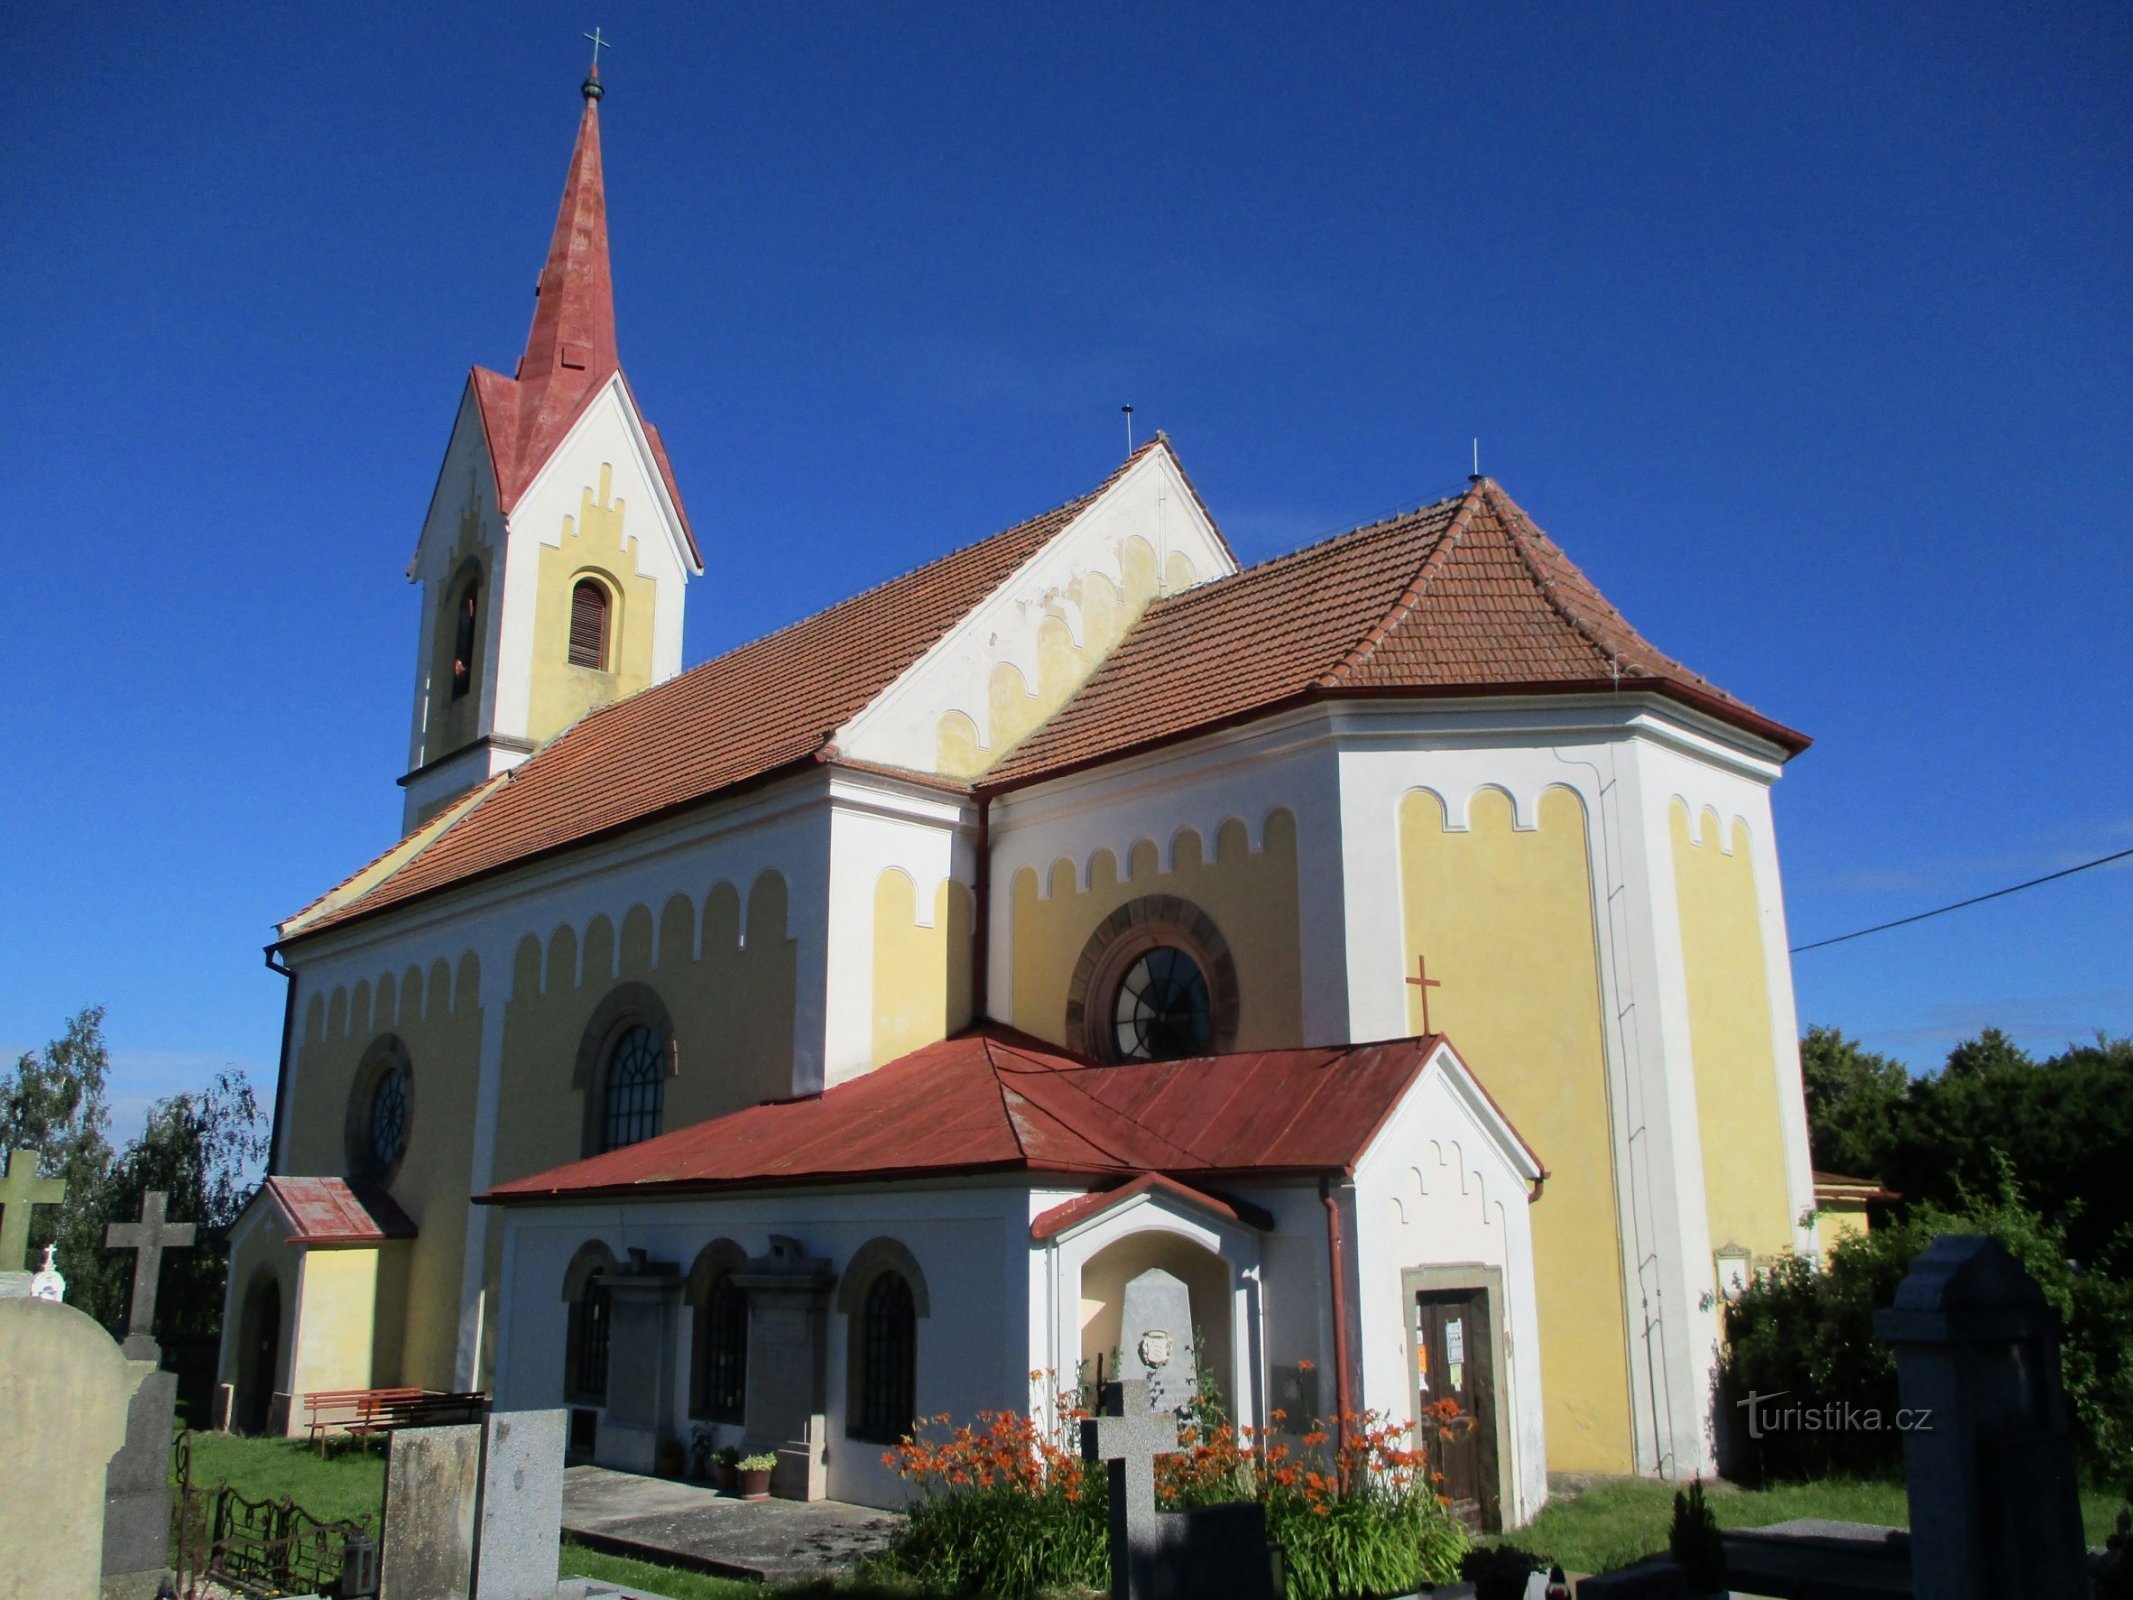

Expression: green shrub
xmin=887 ymin=1480 xmax=1107 ymax=1598
xmin=1720 ymin=1157 xmax=2133 ymax=1484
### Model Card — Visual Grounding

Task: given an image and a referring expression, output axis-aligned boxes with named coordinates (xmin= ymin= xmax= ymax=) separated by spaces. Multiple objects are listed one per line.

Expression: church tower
xmin=400 ymin=66 xmax=703 ymax=831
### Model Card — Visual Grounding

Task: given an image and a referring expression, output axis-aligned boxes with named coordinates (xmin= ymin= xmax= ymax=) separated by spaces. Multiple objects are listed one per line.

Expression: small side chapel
xmin=221 ymin=68 xmax=1820 ymax=1527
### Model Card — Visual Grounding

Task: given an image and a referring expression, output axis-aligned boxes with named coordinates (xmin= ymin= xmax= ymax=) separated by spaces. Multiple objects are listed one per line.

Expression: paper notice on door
xmin=1446 ymin=1318 xmax=1465 ymax=1390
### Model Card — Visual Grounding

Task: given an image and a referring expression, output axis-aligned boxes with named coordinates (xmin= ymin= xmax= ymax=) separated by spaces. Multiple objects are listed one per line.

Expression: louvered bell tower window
xmin=569 ymin=579 xmax=611 ymax=669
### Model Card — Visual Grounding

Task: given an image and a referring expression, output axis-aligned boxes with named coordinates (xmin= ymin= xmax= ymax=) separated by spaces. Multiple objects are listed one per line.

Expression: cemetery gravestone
xmin=1116 ymin=1267 xmax=1197 ymax=1412
xmin=381 ymin=1422 xmax=484 ymax=1600
xmin=1082 ymin=1378 xmax=1276 ymax=1600
xmin=597 ymin=1249 xmax=684 ymax=1475
xmin=0 ymin=1297 xmax=136 ymax=1600
xmin=1875 ymin=1233 xmax=2088 ymax=1600
xmin=100 ymin=1190 xmax=196 ymax=1600
xmin=473 ymin=1410 xmax=567 ymax=1600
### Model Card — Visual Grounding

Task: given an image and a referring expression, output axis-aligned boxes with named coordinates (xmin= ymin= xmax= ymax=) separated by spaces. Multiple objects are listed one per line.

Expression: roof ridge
xmin=1315 ymin=478 xmax=1490 ymax=687
xmin=1020 ymin=1061 xmax=1210 ymax=1166
xmin=668 ymin=445 xmax=1161 ymax=677
xmin=1482 ymin=479 xmax=1661 ymax=683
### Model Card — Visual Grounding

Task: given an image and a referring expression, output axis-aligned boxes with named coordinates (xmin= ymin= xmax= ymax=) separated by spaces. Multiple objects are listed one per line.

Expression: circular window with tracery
xmin=346 ymin=1035 xmax=414 ymax=1182
xmin=1111 ymin=947 xmax=1212 ymax=1061
xmin=368 ymin=1064 xmax=410 ymax=1170
xmin=1066 ymin=894 xmax=1240 ymax=1064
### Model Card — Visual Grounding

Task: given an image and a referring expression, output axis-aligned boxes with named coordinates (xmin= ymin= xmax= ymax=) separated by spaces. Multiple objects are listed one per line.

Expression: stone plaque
xmin=1116 ymin=1268 xmax=1197 ymax=1413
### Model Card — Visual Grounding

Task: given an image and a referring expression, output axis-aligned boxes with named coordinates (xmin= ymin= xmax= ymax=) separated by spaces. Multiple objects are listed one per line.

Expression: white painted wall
xmin=1350 ymin=1047 xmax=1549 ymax=1526
xmin=841 ymin=444 xmax=1235 ymax=775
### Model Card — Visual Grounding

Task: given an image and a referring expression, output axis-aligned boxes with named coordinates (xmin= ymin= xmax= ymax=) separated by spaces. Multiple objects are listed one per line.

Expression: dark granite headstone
xmin=101 ymin=1363 xmax=179 ymax=1599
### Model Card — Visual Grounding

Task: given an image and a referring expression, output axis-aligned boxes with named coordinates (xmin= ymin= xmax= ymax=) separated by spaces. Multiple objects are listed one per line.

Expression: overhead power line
xmin=1791 ymin=846 xmax=2133 ymax=954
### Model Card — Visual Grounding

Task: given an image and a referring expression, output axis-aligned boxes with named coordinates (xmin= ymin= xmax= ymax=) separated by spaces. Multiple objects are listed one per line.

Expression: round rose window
xmin=1111 ymin=946 xmax=1213 ymax=1062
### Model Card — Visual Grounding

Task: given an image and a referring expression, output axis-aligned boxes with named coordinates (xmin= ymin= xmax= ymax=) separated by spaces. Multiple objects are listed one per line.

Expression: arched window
xmin=562 ymin=1242 xmax=618 ymax=1406
xmin=855 ymin=1271 xmax=917 ymax=1443
xmin=574 ymin=984 xmax=677 ymax=1158
xmin=693 ymin=1270 xmax=748 ymax=1423
xmin=568 ymin=578 xmax=611 ymax=669
xmin=451 ymin=578 xmax=480 ymax=699
xmin=601 ymin=1024 xmax=666 ymax=1152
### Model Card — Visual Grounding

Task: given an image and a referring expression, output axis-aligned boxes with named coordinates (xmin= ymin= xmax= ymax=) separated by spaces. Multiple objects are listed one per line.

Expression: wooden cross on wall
xmin=106 ymin=1190 xmax=196 ymax=1358
xmin=1406 ymin=954 xmax=1443 ymax=1035
xmin=0 ymin=1149 xmax=66 ymax=1274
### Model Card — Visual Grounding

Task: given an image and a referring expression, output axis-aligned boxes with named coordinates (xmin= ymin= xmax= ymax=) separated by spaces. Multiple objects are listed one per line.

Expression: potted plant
xmin=714 ymin=1446 xmax=741 ymax=1493
xmin=736 ymin=1451 xmax=777 ymax=1500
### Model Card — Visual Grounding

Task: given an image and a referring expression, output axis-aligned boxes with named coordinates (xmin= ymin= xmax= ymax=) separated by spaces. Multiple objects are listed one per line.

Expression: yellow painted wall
xmin=1819 ymin=1205 xmax=1869 ymax=1265
xmin=288 ymin=1246 xmax=380 ymax=1411
xmin=529 ymin=462 xmax=659 ymax=742
xmin=283 ymin=953 xmax=485 ymax=1390
xmin=491 ymin=871 xmax=800 ymax=1188
xmin=936 ymin=538 xmax=1190 ymax=778
xmin=1670 ymin=804 xmax=1793 ymax=1266
xmin=1009 ymin=808 xmax=1302 ymax=1050
xmin=871 ymin=873 xmax=975 ymax=1067
xmin=1398 ymin=786 xmax=1634 ymax=1473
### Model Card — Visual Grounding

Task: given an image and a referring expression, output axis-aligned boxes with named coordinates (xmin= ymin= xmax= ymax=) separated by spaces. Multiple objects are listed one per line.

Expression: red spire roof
xmin=466 ymin=74 xmax=699 ymax=562
xmin=514 ymin=78 xmax=618 ymax=460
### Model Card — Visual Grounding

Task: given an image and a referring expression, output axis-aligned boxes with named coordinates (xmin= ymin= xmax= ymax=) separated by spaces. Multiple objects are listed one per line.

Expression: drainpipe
xmin=263 ymin=946 xmax=298 ymax=1176
xmin=970 ymin=794 xmax=992 ymax=1024
xmin=1320 ymin=1175 xmax=1354 ymax=1430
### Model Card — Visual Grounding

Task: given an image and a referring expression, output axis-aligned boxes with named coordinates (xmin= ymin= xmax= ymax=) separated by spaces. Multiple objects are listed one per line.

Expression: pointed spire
xmin=513 ymin=72 xmax=618 ymax=467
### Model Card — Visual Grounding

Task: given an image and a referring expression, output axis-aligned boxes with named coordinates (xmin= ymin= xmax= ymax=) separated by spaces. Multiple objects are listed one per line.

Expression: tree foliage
xmin=1 ymin=1006 xmax=267 ymax=1338
xmin=1801 ymin=1023 xmax=2133 ymax=1269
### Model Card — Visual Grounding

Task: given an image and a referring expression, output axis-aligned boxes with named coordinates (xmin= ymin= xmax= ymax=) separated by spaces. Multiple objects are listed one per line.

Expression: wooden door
xmin=1414 ymin=1289 xmax=1501 ymax=1530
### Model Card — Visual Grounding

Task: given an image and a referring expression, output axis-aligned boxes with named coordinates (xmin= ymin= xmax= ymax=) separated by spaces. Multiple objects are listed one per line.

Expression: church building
xmin=220 ymin=68 xmax=1818 ymax=1527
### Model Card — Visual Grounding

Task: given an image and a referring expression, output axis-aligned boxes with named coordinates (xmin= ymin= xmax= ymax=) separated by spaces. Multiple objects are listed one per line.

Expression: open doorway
xmin=236 ymin=1272 xmax=283 ymax=1435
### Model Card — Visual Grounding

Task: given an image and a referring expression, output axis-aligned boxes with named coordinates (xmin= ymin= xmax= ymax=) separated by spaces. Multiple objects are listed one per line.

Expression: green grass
xmin=1495 ymin=1476 xmax=2130 ymax=1576
xmin=558 ymin=1543 xmax=963 ymax=1598
xmin=177 ymin=1432 xmax=387 ymax=1530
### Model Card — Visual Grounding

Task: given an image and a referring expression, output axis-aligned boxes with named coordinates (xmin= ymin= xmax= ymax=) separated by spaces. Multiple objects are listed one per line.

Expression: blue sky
xmin=3 ymin=3 xmax=2127 ymax=1141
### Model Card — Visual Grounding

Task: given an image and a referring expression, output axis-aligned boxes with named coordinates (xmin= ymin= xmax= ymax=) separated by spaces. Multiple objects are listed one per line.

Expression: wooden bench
xmin=301 ymin=1387 xmax=488 ymax=1454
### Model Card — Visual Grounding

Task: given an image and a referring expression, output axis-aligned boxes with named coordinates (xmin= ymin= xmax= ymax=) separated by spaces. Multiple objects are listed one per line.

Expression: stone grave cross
xmin=1082 ymin=1378 xmax=1181 ymax=1600
xmin=105 ymin=1189 xmax=195 ymax=1358
xmin=0 ymin=1148 xmax=66 ymax=1273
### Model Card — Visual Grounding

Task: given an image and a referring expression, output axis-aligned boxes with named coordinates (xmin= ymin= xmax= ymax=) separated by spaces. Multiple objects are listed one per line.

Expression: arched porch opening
xmin=236 ymin=1270 xmax=284 ymax=1435
xmin=1077 ymin=1231 xmax=1235 ymax=1412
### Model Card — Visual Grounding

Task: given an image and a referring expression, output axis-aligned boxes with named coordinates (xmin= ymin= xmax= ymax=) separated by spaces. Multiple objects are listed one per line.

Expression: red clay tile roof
xmin=986 ymin=477 xmax=1806 ymax=785
xmin=261 ymin=1176 xmax=417 ymax=1244
xmin=287 ymin=447 xmax=1163 ymax=939
xmin=482 ymin=1026 xmax=1459 ymax=1202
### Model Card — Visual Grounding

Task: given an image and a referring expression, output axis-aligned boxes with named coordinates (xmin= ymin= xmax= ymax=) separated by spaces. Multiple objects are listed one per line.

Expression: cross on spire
xmin=0 ymin=1149 xmax=67 ymax=1275
xmin=1081 ymin=1378 xmax=1180 ymax=1600
xmin=106 ymin=1190 xmax=196 ymax=1358
xmin=582 ymin=27 xmax=611 ymax=99
xmin=1406 ymin=953 xmax=1443 ymax=1035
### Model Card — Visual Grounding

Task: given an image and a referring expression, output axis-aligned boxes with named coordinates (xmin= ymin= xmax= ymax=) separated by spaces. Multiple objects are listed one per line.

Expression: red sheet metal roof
xmin=1029 ymin=1172 xmax=1272 ymax=1240
xmin=263 ymin=1176 xmax=417 ymax=1245
xmin=484 ymin=1026 xmax=1458 ymax=1203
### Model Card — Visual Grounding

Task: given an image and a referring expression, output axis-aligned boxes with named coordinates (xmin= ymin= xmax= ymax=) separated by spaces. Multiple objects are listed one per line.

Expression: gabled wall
xmin=840 ymin=445 xmax=1234 ymax=778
